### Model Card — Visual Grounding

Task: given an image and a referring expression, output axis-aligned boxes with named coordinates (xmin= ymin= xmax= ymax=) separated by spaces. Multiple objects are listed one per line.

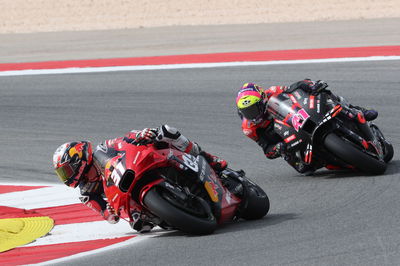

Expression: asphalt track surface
xmin=2 ymin=18 xmax=400 ymax=63
xmin=1 ymin=58 xmax=400 ymax=265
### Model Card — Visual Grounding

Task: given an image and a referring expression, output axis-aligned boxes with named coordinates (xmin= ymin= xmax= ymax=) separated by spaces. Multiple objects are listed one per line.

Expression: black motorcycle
xmin=266 ymin=88 xmax=393 ymax=175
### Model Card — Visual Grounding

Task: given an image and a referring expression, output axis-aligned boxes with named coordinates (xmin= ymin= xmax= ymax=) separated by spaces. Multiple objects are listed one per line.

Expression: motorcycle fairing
xmin=101 ymin=140 xmax=244 ymax=226
xmin=170 ymin=153 xmax=241 ymax=222
xmin=102 ymin=143 xmax=174 ymax=221
xmin=267 ymin=89 xmax=339 ymax=164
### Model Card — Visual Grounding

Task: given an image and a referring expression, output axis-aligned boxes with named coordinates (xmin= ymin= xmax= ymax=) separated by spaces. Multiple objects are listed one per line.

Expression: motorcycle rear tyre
xmin=143 ymin=187 xmax=217 ymax=235
xmin=324 ymin=133 xmax=387 ymax=175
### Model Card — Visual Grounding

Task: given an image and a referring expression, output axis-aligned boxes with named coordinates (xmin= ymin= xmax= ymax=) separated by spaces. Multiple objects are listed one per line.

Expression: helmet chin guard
xmin=53 ymin=141 xmax=93 ymax=188
xmin=236 ymin=83 xmax=266 ymax=122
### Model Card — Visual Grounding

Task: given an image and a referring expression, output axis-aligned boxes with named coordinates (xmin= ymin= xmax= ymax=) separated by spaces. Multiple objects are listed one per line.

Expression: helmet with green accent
xmin=53 ymin=141 xmax=93 ymax=188
xmin=236 ymin=83 xmax=266 ymax=123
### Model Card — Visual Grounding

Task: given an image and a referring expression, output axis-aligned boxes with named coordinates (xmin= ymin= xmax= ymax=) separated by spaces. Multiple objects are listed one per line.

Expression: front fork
xmin=338 ymin=105 xmax=384 ymax=159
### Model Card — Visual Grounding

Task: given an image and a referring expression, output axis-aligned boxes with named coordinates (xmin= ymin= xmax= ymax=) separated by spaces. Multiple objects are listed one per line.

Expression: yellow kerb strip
xmin=0 ymin=216 xmax=54 ymax=253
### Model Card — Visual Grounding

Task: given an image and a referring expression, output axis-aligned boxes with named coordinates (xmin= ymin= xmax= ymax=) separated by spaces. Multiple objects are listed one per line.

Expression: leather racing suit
xmin=78 ymin=126 xmax=227 ymax=232
xmin=240 ymin=79 xmax=378 ymax=173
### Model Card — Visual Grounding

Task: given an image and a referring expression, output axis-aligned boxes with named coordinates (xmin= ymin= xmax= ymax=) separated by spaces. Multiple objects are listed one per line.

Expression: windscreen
xmin=267 ymin=95 xmax=297 ymax=121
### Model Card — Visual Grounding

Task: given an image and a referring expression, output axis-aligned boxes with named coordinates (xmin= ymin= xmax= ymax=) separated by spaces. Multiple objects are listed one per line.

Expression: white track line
xmin=35 ymin=232 xmax=165 ymax=266
xmin=25 ymin=220 xmax=136 ymax=246
xmin=1 ymin=56 xmax=399 ymax=77
xmin=0 ymin=185 xmax=80 ymax=209
xmin=1 ymin=182 xmax=170 ymax=266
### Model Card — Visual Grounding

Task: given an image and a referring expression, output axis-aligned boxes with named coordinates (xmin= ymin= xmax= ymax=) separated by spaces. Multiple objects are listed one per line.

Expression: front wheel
xmin=240 ymin=182 xmax=270 ymax=220
xmin=370 ymin=124 xmax=394 ymax=163
xmin=324 ymin=133 xmax=387 ymax=175
xmin=383 ymin=141 xmax=394 ymax=163
xmin=143 ymin=186 xmax=217 ymax=235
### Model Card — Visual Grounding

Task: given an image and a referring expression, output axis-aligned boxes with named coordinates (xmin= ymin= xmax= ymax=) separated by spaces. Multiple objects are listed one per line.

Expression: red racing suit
xmin=78 ymin=129 xmax=201 ymax=225
xmin=77 ymin=131 xmax=142 ymax=223
xmin=240 ymin=80 xmax=321 ymax=173
xmin=240 ymin=79 xmax=375 ymax=173
xmin=241 ymin=85 xmax=288 ymax=159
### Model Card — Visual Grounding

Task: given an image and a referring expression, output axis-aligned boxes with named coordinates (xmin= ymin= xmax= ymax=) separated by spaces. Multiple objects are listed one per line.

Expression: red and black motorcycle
xmin=102 ymin=141 xmax=269 ymax=235
xmin=266 ymin=88 xmax=393 ymax=175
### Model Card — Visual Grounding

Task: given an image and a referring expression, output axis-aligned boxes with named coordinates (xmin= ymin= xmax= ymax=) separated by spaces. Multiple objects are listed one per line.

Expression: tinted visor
xmin=55 ymin=163 xmax=76 ymax=184
xmin=240 ymin=101 xmax=265 ymax=121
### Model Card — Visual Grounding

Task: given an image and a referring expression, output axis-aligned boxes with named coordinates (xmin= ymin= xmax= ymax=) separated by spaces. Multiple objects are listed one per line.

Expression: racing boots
xmin=200 ymin=151 xmax=243 ymax=195
xmin=200 ymin=151 xmax=228 ymax=173
xmin=352 ymin=105 xmax=378 ymax=121
xmin=130 ymin=211 xmax=154 ymax=233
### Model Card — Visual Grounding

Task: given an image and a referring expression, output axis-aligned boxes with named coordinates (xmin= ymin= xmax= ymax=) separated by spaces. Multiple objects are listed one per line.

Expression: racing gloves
xmin=132 ymin=125 xmax=228 ymax=172
xmin=156 ymin=125 xmax=200 ymax=156
xmin=265 ymin=142 xmax=286 ymax=159
xmin=131 ymin=125 xmax=199 ymax=154
xmin=264 ymin=143 xmax=316 ymax=175
xmin=129 ymin=125 xmax=201 ymax=155
xmin=289 ymin=79 xmax=328 ymax=95
xmin=158 ymin=125 xmax=227 ymax=171
xmin=134 ymin=128 xmax=158 ymax=145
xmin=310 ymin=80 xmax=328 ymax=95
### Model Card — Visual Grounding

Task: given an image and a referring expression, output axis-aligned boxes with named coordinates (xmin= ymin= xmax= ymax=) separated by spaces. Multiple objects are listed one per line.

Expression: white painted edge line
xmin=25 ymin=220 xmax=133 ymax=246
xmin=0 ymin=184 xmax=81 ymax=209
xmin=1 ymin=182 xmax=172 ymax=266
xmin=0 ymin=181 xmax=62 ymax=186
xmin=1 ymin=56 xmax=400 ymax=77
xmin=27 ymin=232 xmax=166 ymax=266
xmin=0 ymin=181 xmax=61 ymax=186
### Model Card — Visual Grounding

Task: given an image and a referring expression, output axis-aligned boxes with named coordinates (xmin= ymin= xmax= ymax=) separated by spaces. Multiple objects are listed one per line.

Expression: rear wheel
xmin=143 ymin=186 xmax=217 ymax=235
xmin=324 ymin=133 xmax=387 ymax=175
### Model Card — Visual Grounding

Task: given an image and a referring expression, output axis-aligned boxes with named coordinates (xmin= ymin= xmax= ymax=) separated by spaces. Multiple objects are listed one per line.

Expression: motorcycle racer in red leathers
xmin=52 ymin=125 xmax=227 ymax=233
xmin=236 ymin=80 xmax=378 ymax=174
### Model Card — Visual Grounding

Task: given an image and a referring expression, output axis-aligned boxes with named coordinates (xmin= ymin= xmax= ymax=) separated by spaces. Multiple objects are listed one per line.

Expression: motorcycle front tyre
xmin=324 ymin=133 xmax=387 ymax=175
xmin=240 ymin=184 xmax=270 ymax=220
xmin=143 ymin=187 xmax=217 ymax=235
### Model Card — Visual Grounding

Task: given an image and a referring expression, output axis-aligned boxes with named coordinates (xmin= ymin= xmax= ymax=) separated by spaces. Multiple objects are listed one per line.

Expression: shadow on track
xmin=384 ymin=160 xmax=400 ymax=175
xmin=152 ymin=213 xmax=298 ymax=237
xmin=215 ymin=213 xmax=299 ymax=234
xmin=308 ymin=170 xmax=367 ymax=179
xmin=299 ymin=160 xmax=399 ymax=179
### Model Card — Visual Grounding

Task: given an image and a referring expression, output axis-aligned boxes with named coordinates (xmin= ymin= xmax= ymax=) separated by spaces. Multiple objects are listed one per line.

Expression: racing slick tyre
xmin=240 ymin=183 xmax=270 ymax=220
xmin=143 ymin=187 xmax=217 ymax=235
xmin=383 ymin=141 xmax=394 ymax=163
xmin=370 ymin=124 xmax=394 ymax=163
xmin=324 ymin=133 xmax=387 ymax=175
